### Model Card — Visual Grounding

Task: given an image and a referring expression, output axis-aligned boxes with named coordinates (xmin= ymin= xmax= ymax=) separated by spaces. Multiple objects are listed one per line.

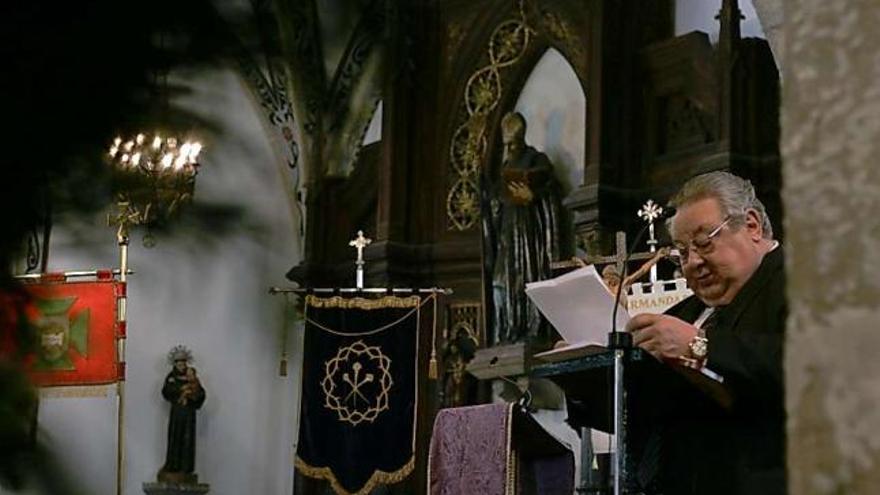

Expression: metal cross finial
xmin=637 ymin=200 xmax=664 ymax=224
xmin=637 ymin=200 xmax=664 ymax=283
xmin=349 ymin=230 xmax=372 ymax=263
xmin=349 ymin=230 xmax=372 ymax=289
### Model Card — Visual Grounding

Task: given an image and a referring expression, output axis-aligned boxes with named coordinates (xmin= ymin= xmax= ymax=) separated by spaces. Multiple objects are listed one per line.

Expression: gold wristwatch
xmin=688 ymin=335 xmax=709 ymax=360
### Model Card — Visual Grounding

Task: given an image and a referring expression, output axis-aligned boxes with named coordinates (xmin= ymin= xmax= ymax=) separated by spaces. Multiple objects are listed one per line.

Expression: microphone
xmin=608 ymin=206 xmax=676 ymax=346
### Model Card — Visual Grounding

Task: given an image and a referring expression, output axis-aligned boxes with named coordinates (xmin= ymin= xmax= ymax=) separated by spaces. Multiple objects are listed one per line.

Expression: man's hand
xmin=626 ymin=313 xmax=699 ymax=360
xmin=507 ymin=181 xmax=534 ymax=203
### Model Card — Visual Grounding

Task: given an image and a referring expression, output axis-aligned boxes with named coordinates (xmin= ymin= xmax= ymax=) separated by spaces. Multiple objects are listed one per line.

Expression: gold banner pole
xmin=115 ymin=209 xmax=129 ymax=495
xmin=13 ymin=269 xmax=133 ymax=280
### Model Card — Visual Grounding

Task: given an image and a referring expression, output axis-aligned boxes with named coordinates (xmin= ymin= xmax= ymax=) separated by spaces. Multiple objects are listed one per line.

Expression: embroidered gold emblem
xmin=322 ymin=340 xmax=393 ymax=426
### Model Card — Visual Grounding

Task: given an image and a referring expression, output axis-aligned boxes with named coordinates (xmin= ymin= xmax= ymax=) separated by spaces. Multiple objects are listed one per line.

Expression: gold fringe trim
xmin=39 ymin=384 xmax=116 ymax=399
xmin=303 ymin=294 xmax=435 ymax=337
xmin=306 ymin=295 xmax=421 ymax=310
xmin=295 ymin=455 xmax=415 ymax=495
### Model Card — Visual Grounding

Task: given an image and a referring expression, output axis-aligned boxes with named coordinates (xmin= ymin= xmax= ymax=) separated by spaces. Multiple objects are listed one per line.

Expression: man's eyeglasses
xmin=672 ymin=216 xmax=732 ymax=266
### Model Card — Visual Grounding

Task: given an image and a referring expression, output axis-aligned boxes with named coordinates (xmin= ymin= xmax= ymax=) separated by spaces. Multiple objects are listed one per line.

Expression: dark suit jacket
xmin=655 ymin=246 xmax=786 ymax=495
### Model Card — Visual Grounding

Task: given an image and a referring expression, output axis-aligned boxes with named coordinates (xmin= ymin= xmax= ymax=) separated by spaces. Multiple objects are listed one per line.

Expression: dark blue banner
xmin=295 ymin=295 xmax=425 ymax=494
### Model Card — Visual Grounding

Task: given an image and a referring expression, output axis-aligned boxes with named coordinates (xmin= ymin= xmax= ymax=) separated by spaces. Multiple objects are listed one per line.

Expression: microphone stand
xmin=607 ymin=209 xmax=674 ymax=495
xmin=608 ymin=330 xmax=631 ymax=495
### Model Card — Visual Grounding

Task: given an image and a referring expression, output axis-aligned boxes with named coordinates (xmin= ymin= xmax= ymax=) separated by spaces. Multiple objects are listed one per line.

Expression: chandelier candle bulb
xmin=189 ymin=142 xmax=201 ymax=162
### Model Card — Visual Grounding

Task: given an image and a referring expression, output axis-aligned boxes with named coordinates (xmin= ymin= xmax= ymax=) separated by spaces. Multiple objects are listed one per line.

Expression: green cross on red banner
xmin=1 ymin=279 xmax=122 ymax=387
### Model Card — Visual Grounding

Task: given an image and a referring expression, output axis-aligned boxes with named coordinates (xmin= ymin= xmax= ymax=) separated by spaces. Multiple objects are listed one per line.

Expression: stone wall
xmin=782 ymin=0 xmax=880 ymax=493
xmin=752 ymin=0 xmax=784 ymax=65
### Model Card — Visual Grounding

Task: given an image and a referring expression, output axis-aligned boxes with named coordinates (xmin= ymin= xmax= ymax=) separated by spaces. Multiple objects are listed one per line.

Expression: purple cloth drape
xmin=429 ymin=404 xmax=510 ymax=495
xmin=429 ymin=403 xmax=574 ymax=495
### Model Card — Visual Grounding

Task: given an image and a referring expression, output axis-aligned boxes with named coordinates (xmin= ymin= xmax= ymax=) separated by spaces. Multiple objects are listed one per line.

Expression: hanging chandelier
xmin=107 ymin=132 xmax=204 ymax=245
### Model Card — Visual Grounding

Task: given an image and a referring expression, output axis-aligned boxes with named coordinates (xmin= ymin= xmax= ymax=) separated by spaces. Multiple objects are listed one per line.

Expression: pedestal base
xmin=143 ymin=482 xmax=210 ymax=495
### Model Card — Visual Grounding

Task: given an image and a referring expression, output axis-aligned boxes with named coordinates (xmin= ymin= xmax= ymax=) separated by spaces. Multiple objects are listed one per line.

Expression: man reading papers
xmin=626 ymin=172 xmax=785 ymax=495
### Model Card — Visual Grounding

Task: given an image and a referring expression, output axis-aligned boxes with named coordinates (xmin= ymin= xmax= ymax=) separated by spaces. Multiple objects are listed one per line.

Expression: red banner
xmin=0 ymin=280 xmax=120 ymax=387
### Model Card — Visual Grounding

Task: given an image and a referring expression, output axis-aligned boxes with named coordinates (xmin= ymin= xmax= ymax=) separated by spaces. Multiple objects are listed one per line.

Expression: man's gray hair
xmin=667 ymin=171 xmax=773 ymax=239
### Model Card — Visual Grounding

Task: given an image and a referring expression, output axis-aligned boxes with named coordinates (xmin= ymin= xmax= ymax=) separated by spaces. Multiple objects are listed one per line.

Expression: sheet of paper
xmin=525 ymin=266 xmax=630 ymax=346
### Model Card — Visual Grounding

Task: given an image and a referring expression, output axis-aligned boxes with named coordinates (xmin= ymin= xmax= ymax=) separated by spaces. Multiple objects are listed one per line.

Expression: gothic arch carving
xmin=443 ymin=0 xmax=591 ymax=230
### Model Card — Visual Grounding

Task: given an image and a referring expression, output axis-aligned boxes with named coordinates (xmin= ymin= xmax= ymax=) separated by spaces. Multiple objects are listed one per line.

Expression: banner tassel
xmin=279 ymin=354 xmax=288 ymax=377
xmin=429 ymin=294 xmax=439 ymax=380
xmin=429 ymin=351 xmax=439 ymax=380
xmin=279 ymin=294 xmax=291 ymax=377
